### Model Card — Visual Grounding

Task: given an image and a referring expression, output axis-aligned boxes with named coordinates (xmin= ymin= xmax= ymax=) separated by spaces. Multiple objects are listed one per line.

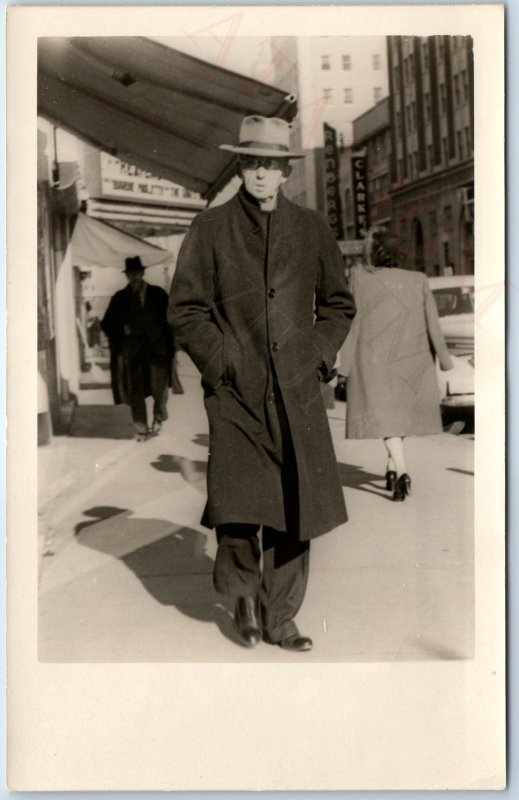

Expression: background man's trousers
xmin=127 ymin=356 xmax=168 ymax=433
xmin=214 ymin=523 xmax=309 ymax=643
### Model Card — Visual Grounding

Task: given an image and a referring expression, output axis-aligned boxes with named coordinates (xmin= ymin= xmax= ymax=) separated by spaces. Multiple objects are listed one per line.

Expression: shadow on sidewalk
xmin=150 ymin=454 xmax=207 ymax=493
xmin=337 ymin=462 xmax=393 ymax=500
xmin=75 ymin=507 xmax=242 ymax=647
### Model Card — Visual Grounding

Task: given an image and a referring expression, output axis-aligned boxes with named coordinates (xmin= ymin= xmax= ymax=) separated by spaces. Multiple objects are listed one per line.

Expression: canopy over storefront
xmin=67 ymin=211 xmax=171 ymax=271
xmin=55 ymin=212 xmax=173 ymax=398
xmin=38 ymin=37 xmax=298 ymax=200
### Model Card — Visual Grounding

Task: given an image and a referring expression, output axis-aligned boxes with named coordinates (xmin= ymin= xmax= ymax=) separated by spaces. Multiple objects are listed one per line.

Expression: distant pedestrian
xmin=340 ymin=226 xmax=453 ymax=501
xmin=102 ymin=256 xmax=175 ymax=440
xmin=168 ymin=115 xmax=356 ymax=651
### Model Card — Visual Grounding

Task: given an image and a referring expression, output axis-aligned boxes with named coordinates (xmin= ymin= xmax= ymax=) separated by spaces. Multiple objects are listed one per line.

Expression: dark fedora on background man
xmin=102 ymin=255 xmax=174 ymax=440
xmin=168 ymin=115 xmax=356 ymax=651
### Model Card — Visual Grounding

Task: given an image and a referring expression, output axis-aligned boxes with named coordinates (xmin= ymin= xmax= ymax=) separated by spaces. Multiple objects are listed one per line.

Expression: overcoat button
xmin=268 ymin=288 xmax=277 ymax=299
xmin=267 ymin=392 xmax=276 ymax=404
xmin=252 ymin=227 xmax=260 ymax=235
xmin=271 ymin=342 xmax=279 ymax=352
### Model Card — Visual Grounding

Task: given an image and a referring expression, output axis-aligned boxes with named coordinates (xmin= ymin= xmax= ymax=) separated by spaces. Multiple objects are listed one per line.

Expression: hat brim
xmin=220 ymin=144 xmax=305 ymax=159
xmin=123 ymin=266 xmax=147 ymax=273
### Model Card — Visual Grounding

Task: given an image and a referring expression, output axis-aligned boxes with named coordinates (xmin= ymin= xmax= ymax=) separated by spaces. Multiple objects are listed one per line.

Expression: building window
xmin=343 ymin=87 xmax=353 ymax=103
xmin=462 ymin=69 xmax=469 ymax=102
xmin=444 ymin=204 xmax=453 ymax=230
xmin=323 ymin=87 xmax=333 ymax=103
xmin=424 ymin=92 xmax=431 ymax=121
xmin=422 ymin=41 xmax=429 ymax=70
xmin=406 ymin=106 xmax=412 ymax=130
xmin=440 ymin=83 xmax=447 ymax=113
xmin=393 ymin=66 xmax=400 ymax=91
xmin=372 ymin=53 xmax=382 ymax=70
xmin=414 ymin=152 xmax=419 ymax=173
xmin=408 ymin=154 xmax=414 ymax=178
xmin=396 ymin=111 xmax=402 ymax=135
xmin=457 ymin=130 xmax=464 ymax=160
xmin=438 ymin=38 xmax=444 ymax=60
xmin=411 ymin=101 xmax=417 ymax=128
xmin=454 ymin=74 xmax=461 ymax=105
xmin=465 ymin=127 xmax=472 ymax=155
xmin=342 ymin=54 xmax=351 ymax=70
xmin=374 ymin=87 xmax=383 ymax=103
xmin=427 ymin=144 xmax=433 ymax=168
xmin=321 ymin=54 xmax=330 ymax=70
xmin=442 ymin=137 xmax=448 ymax=163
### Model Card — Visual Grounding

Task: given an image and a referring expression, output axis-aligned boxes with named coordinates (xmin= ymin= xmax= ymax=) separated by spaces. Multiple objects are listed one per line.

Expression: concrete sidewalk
xmin=38 ymin=354 xmax=474 ymax=662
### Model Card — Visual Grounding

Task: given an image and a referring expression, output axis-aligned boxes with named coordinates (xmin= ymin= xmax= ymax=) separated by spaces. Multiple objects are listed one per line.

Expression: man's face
xmin=126 ymin=269 xmax=145 ymax=292
xmin=238 ymin=156 xmax=290 ymax=203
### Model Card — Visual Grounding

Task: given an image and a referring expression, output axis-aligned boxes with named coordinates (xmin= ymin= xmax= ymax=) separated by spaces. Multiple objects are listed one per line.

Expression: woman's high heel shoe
xmin=392 ymin=473 xmax=411 ymax=502
xmin=385 ymin=470 xmax=397 ymax=492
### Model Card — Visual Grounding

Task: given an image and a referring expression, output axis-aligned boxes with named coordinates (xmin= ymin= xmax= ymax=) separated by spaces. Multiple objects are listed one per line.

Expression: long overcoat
xmin=340 ymin=266 xmax=453 ymax=439
xmin=101 ymin=282 xmax=172 ymax=404
xmin=168 ymin=188 xmax=356 ymax=540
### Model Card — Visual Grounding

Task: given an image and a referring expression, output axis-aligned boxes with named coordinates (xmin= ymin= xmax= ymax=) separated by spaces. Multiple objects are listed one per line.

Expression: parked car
xmin=429 ymin=275 xmax=475 ymax=416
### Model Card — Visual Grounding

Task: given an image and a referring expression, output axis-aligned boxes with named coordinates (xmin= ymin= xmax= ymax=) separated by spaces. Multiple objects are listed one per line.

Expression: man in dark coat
xmin=102 ymin=256 xmax=172 ymax=440
xmin=168 ymin=116 xmax=356 ymax=651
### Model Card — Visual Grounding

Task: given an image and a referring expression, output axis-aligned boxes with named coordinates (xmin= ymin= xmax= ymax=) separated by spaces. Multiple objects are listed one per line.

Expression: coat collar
xmin=235 ymin=186 xmax=290 ymax=231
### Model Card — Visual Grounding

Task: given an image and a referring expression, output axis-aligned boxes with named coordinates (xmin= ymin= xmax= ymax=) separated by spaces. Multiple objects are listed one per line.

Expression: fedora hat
xmin=219 ymin=115 xmax=304 ymax=159
xmin=123 ymin=255 xmax=146 ymax=273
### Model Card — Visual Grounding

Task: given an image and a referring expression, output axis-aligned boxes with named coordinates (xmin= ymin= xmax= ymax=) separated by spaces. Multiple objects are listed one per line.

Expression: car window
xmin=432 ymin=287 xmax=474 ymax=317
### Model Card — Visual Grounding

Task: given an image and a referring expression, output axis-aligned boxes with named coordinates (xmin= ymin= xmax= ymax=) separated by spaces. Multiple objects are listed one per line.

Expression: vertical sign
xmin=323 ymin=123 xmax=344 ymax=240
xmin=351 ymin=150 xmax=369 ymax=239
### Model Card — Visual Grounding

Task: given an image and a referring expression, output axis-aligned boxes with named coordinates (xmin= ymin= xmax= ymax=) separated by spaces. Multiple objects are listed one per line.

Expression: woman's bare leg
xmin=383 ymin=437 xmax=406 ymax=477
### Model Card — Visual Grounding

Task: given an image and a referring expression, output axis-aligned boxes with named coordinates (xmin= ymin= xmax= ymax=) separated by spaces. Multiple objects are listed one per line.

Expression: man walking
xmin=168 ymin=116 xmax=355 ymax=651
xmin=102 ymin=256 xmax=172 ymax=440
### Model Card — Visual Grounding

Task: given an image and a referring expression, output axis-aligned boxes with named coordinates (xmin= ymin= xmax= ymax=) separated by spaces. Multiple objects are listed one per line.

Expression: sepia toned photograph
xmin=36 ymin=31 xmax=475 ymax=663
xmin=8 ymin=4 xmax=505 ymax=792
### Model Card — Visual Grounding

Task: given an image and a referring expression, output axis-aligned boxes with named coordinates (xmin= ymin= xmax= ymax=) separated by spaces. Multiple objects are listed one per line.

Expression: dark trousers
xmin=127 ymin=357 xmax=169 ymax=433
xmin=214 ymin=524 xmax=310 ymax=642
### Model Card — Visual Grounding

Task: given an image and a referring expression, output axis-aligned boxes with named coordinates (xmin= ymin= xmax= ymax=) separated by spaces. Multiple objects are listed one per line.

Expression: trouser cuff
xmin=262 ymin=619 xmax=298 ymax=644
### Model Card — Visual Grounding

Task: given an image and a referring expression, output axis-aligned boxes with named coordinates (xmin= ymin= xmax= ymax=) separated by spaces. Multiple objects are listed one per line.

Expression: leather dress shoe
xmin=278 ymin=633 xmax=313 ymax=652
xmin=264 ymin=630 xmax=313 ymax=652
xmin=234 ymin=596 xmax=261 ymax=647
xmin=385 ymin=470 xmax=397 ymax=492
xmin=392 ymin=473 xmax=412 ymax=502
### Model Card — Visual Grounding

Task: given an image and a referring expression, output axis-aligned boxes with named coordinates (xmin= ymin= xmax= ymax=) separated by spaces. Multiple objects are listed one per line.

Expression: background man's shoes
xmin=150 ymin=419 xmax=162 ymax=435
xmin=234 ymin=596 xmax=261 ymax=647
xmin=278 ymin=633 xmax=313 ymax=652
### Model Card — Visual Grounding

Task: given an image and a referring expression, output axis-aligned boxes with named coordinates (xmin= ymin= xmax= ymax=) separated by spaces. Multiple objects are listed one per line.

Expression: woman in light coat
xmin=341 ymin=227 xmax=453 ymax=501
